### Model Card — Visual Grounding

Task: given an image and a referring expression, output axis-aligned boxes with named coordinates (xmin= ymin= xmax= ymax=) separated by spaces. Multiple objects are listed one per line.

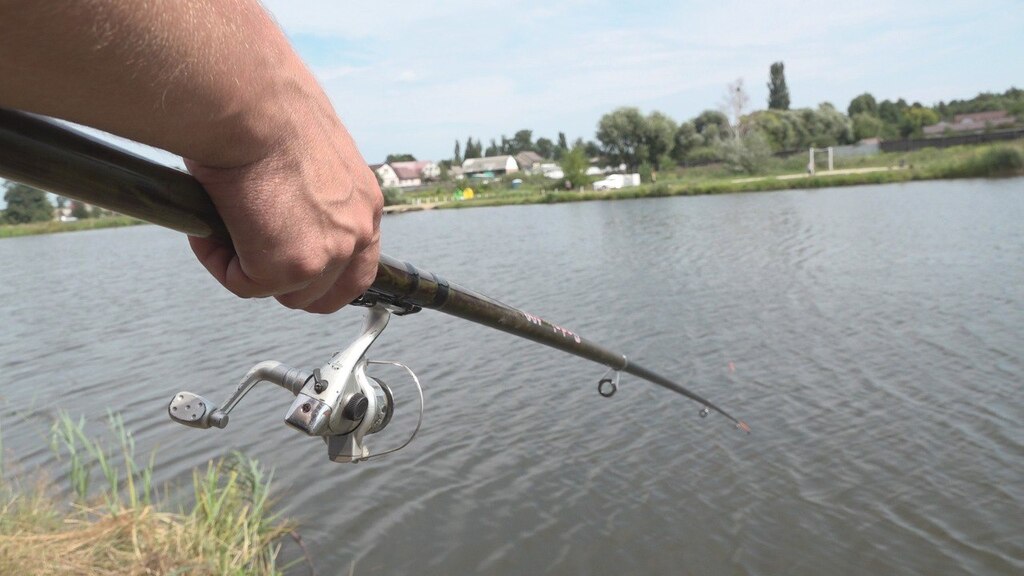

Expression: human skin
xmin=0 ymin=0 xmax=382 ymax=313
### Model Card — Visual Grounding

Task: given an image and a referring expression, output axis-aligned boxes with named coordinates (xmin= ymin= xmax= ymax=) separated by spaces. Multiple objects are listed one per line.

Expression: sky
xmin=259 ymin=0 xmax=1024 ymax=164
xmin=2 ymin=0 xmax=1022 ymax=193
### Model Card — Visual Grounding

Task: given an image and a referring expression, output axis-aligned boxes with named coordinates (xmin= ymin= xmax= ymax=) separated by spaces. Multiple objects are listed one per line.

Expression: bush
xmin=978 ymin=146 xmax=1024 ymax=175
xmin=381 ymin=187 xmax=404 ymax=206
xmin=719 ymin=131 xmax=773 ymax=174
xmin=685 ymin=146 xmax=721 ymax=166
xmin=934 ymin=145 xmax=1024 ymax=178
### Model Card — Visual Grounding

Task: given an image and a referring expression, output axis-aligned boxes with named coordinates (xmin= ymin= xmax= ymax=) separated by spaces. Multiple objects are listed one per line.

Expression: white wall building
xmin=462 ymin=155 xmax=519 ymax=176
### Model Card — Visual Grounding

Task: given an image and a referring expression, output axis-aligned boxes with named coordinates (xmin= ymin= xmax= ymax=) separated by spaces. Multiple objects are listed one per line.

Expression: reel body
xmin=167 ymin=304 xmax=423 ymax=463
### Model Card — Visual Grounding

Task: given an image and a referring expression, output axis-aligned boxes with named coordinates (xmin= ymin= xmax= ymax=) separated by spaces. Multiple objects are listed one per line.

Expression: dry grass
xmin=0 ymin=414 xmax=296 ymax=576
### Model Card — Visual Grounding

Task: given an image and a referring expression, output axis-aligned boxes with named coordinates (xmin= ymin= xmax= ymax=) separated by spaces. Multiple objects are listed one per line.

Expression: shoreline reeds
xmin=0 ymin=412 xmax=296 ymax=576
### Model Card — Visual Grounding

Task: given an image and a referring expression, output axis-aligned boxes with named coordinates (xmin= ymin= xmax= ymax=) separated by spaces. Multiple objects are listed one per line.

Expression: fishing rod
xmin=0 ymin=108 xmax=750 ymax=462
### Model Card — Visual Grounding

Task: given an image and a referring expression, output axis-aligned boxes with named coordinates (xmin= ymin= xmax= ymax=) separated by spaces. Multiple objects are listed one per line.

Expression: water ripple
xmin=1 ymin=180 xmax=1022 ymax=575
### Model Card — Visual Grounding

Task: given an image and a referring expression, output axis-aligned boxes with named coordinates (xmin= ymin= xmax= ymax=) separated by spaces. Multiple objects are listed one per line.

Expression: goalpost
xmin=808 ymin=146 xmax=834 ymax=175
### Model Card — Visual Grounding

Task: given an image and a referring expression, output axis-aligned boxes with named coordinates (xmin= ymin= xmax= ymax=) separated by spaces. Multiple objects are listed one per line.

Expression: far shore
xmin=4 ymin=140 xmax=1022 ymax=238
xmin=385 ymin=164 xmax=920 ymax=214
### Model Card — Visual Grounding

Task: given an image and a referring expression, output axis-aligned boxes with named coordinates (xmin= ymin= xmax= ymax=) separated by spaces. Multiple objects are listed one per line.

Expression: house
xmin=390 ymin=160 xmax=441 ymax=183
xmin=462 ymin=155 xmax=519 ymax=177
xmin=388 ymin=162 xmax=422 ymax=187
xmin=372 ymin=160 xmax=441 ymax=188
xmin=514 ymin=151 xmax=545 ymax=174
xmin=923 ymin=110 xmax=1015 ymax=137
xmin=371 ymin=164 xmax=400 ymax=188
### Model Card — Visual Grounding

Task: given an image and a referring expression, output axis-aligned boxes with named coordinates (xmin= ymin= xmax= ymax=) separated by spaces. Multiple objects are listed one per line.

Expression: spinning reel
xmin=167 ymin=304 xmax=423 ymax=463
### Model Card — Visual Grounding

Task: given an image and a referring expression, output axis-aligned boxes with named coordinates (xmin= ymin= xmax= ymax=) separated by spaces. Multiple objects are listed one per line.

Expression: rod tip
xmin=736 ymin=421 xmax=751 ymax=434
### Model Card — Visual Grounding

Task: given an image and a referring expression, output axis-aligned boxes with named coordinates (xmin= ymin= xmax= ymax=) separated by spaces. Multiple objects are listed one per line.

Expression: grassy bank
xmin=0 ymin=413 xmax=295 ymax=575
xmin=5 ymin=142 xmax=1023 ymax=235
xmin=405 ymin=140 xmax=1024 ymax=211
xmin=0 ymin=215 xmax=144 ymax=239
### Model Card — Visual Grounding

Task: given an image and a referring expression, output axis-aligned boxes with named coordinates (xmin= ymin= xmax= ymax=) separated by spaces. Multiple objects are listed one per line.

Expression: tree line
xmin=452 ymin=130 xmax=601 ymax=165
xmin=2 ymin=182 xmax=103 ymax=225
xmin=438 ymin=61 xmax=1022 ymax=175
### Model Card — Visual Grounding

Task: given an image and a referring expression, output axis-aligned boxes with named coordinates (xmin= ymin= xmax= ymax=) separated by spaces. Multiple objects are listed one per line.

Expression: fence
xmin=833 ymin=140 xmax=880 ymax=158
xmin=880 ymin=129 xmax=1024 ymax=152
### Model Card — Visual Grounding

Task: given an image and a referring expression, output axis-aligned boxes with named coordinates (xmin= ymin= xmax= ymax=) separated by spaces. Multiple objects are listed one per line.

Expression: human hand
xmin=185 ymin=96 xmax=383 ymax=314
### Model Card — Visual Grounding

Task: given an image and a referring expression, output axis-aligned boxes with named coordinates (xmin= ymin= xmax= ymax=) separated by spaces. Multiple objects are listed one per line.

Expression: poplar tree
xmin=767 ymin=61 xmax=790 ymax=111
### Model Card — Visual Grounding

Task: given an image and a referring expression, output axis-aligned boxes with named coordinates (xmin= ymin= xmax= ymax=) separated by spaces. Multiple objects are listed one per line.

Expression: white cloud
xmin=260 ymin=0 xmax=1024 ymax=162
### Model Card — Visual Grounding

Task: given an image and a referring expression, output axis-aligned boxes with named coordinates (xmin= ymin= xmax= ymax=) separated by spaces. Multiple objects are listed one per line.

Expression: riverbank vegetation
xmin=0 ymin=215 xmax=143 ymax=238
xmin=0 ymin=413 xmax=295 ymax=575
xmin=392 ymin=140 xmax=1024 ymax=211
xmin=440 ymin=80 xmax=1023 ymax=178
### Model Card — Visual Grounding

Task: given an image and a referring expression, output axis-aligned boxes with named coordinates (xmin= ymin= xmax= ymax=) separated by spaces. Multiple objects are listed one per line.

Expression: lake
xmin=1 ymin=179 xmax=1021 ymax=575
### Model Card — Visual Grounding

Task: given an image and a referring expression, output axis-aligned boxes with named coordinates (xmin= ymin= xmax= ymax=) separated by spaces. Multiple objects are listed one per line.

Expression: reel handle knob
xmin=168 ymin=391 xmax=228 ymax=429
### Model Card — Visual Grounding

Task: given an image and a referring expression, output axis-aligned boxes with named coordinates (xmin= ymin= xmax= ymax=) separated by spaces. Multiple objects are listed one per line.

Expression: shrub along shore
xmin=2 ymin=141 xmax=1022 ymax=238
xmin=0 ymin=214 xmax=143 ymax=238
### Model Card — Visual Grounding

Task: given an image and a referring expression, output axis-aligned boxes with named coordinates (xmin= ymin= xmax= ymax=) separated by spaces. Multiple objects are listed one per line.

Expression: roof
xmin=462 ymin=155 xmax=517 ymax=173
xmin=953 ymin=110 xmax=1011 ymax=124
xmin=388 ymin=161 xmax=426 ymax=180
xmin=514 ymin=151 xmax=544 ymax=168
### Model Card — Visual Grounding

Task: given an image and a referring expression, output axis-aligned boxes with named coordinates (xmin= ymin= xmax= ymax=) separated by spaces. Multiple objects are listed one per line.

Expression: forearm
xmin=0 ymin=0 xmax=328 ymax=167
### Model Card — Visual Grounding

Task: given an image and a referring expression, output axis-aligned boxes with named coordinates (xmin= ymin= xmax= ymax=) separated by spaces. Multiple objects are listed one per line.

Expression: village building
xmin=923 ymin=110 xmax=1016 ymax=137
xmin=513 ymin=151 xmax=545 ymax=174
xmin=370 ymin=163 xmax=400 ymax=188
xmin=371 ymin=160 xmax=441 ymax=188
xmin=448 ymin=166 xmax=465 ymax=180
xmin=462 ymin=155 xmax=519 ymax=177
xmin=390 ymin=160 xmax=441 ymax=183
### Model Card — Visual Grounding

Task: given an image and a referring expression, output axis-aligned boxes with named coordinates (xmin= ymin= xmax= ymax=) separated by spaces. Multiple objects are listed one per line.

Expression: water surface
xmin=1 ymin=179 xmax=1022 ymax=575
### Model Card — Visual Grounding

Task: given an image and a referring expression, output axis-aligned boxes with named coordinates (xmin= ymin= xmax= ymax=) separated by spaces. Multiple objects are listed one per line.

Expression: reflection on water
xmin=1 ymin=179 xmax=1022 ymax=575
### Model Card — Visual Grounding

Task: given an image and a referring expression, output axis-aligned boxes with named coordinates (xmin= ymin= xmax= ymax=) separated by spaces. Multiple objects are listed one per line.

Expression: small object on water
xmin=699 ymin=407 xmax=711 ymax=418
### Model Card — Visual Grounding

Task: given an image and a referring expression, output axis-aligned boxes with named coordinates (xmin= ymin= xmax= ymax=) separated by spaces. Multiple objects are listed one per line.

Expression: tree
xmin=643 ymin=111 xmax=677 ymax=169
xmin=722 ymin=78 xmax=750 ymax=138
xmin=512 ymin=130 xmax=533 ymax=154
xmin=767 ymin=62 xmax=790 ymax=110
xmin=484 ymin=139 xmax=499 ymax=157
xmin=3 ymin=182 xmax=53 ymax=224
xmin=672 ymin=121 xmax=702 ymax=164
xmin=718 ymin=130 xmax=772 ymax=174
xmin=464 ymin=137 xmax=481 ymax=160
xmin=70 ymin=200 xmax=91 ymax=219
xmin=798 ymin=103 xmax=854 ymax=146
xmin=385 ymin=153 xmax=416 ymax=163
xmin=535 ymin=137 xmax=554 ymax=159
xmin=556 ymin=132 xmax=568 ymax=158
xmin=847 ymin=93 xmax=878 ymax=118
xmin=747 ymin=110 xmax=803 ymax=152
xmin=899 ymin=106 xmax=940 ymax=138
xmin=596 ymin=107 xmax=647 ymax=168
xmin=453 ymin=140 xmax=462 ymax=165
xmin=852 ymin=113 xmax=883 ymax=141
xmin=693 ymin=110 xmax=730 ymax=144
xmin=877 ymin=99 xmax=904 ymax=125
xmin=597 ymin=108 xmax=676 ymax=169
xmin=559 ymin=144 xmax=589 ymax=189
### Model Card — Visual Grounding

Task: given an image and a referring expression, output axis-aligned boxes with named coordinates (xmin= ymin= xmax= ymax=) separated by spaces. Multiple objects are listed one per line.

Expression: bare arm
xmin=0 ymin=0 xmax=382 ymax=313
